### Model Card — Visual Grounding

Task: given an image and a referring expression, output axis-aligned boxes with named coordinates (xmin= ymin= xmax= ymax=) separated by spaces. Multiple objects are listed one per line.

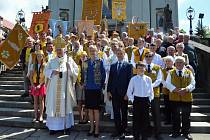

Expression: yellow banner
xmin=77 ymin=20 xmax=94 ymax=36
xmin=112 ymin=0 xmax=126 ymax=21
xmin=0 ymin=24 xmax=29 ymax=69
xmin=128 ymin=23 xmax=148 ymax=40
xmin=82 ymin=0 xmax=103 ymax=25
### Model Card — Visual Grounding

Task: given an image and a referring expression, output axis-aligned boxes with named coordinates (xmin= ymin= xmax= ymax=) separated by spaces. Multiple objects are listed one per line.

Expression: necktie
xmin=148 ymin=64 xmax=151 ymax=73
xmin=178 ymin=70 xmax=182 ymax=77
xmin=118 ymin=62 xmax=122 ymax=71
xmin=117 ymin=62 xmax=122 ymax=74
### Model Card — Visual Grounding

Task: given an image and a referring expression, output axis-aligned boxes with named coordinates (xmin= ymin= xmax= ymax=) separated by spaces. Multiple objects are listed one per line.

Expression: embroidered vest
xmin=133 ymin=48 xmax=149 ymax=63
xmin=83 ymin=59 xmax=102 ymax=87
xmin=25 ymin=48 xmax=32 ymax=63
xmin=162 ymin=68 xmax=173 ymax=95
xmin=32 ymin=64 xmax=45 ymax=84
xmin=169 ymin=69 xmax=193 ymax=102
xmin=145 ymin=64 xmax=161 ymax=98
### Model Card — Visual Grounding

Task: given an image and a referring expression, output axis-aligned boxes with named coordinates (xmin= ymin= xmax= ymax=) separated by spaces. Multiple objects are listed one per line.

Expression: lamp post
xmin=186 ymin=6 xmax=195 ymax=35
xmin=16 ymin=9 xmax=25 ymax=25
xmin=199 ymin=13 xmax=204 ymax=30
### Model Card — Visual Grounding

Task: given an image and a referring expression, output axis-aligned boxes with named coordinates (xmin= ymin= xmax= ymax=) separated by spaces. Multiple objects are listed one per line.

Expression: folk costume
xmin=166 ymin=68 xmax=195 ymax=136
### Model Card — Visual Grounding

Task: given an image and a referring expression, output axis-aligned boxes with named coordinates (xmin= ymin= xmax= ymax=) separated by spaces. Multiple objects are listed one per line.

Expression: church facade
xmin=48 ymin=0 xmax=178 ymax=32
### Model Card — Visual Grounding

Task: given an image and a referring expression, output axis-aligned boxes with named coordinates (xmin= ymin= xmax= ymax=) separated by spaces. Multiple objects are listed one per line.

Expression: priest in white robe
xmin=45 ymin=35 xmax=79 ymax=135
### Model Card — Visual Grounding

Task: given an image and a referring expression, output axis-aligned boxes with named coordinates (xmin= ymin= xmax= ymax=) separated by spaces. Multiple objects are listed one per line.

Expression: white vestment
xmin=45 ymin=55 xmax=78 ymax=130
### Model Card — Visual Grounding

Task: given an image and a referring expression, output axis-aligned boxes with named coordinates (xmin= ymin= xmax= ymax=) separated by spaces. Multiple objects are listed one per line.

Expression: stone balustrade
xmin=190 ymin=40 xmax=210 ymax=93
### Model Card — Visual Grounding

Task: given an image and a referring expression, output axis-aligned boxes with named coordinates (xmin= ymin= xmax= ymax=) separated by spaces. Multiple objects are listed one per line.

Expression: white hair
xmin=163 ymin=56 xmax=174 ymax=63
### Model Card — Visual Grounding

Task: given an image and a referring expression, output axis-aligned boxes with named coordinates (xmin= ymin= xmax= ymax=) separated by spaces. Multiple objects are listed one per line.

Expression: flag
xmin=77 ymin=20 xmax=94 ymax=36
xmin=49 ymin=19 xmax=69 ymax=38
xmin=128 ymin=23 xmax=148 ymax=40
xmin=29 ymin=11 xmax=51 ymax=37
xmin=112 ymin=0 xmax=126 ymax=21
xmin=0 ymin=23 xmax=29 ymax=69
xmin=82 ymin=0 xmax=103 ymax=25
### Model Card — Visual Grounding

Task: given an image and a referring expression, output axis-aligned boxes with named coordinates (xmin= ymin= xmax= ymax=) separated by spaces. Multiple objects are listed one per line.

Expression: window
xmin=59 ymin=9 xmax=69 ymax=21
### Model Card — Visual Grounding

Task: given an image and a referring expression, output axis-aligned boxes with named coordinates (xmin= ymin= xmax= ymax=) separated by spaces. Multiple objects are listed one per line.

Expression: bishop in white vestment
xmin=45 ymin=35 xmax=79 ymax=134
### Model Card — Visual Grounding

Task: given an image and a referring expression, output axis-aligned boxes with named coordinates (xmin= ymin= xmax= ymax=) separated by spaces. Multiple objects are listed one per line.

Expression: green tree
xmin=195 ymin=21 xmax=208 ymax=38
xmin=180 ymin=29 xmax=186 ymax=33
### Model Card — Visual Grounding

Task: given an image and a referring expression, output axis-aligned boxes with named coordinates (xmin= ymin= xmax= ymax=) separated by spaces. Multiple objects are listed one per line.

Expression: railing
xmin=190 ymin=40 xmax=210 ymax=94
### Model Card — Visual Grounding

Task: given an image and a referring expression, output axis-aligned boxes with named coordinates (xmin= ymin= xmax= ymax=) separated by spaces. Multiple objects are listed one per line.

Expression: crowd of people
xmin=19 ymin=26 xmax=198 ymax=140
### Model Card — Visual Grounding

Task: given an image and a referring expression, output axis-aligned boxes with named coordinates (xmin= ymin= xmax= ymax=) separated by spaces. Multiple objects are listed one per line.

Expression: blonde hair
xmin=175 ymin=56 xmax=185 ymax=63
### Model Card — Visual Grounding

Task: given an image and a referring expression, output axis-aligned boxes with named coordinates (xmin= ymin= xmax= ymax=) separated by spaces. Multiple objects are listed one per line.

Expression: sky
xmin=0 ymin=0 xmax=209 ymax=34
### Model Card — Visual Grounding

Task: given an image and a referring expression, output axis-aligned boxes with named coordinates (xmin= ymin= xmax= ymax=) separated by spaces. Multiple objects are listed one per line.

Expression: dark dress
xmin=83 ymin=59 xmax=106 ymax=109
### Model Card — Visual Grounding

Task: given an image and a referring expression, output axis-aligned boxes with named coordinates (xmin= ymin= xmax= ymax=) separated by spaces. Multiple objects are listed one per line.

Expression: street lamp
xmin=16 ymin=9 xmax=25 ymax=24
xmin=199 ymin=13 xmax=204 ymax=30
xmin=186 ymin=6 xmax=195 ymax=35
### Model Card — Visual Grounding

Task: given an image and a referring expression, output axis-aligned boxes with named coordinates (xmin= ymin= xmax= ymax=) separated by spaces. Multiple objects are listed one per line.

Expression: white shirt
xmin=146 ymin=63 xmax=163 ymax=88
xmin=166 ymin=68 xmax=196 ymax=92
xmin=127 ymin=75 xmax=154 ymax=102
xmin=152 ymin=53 xmax=165 ymax=68
xmin=131 ymin=47 xmax=144 ymax=67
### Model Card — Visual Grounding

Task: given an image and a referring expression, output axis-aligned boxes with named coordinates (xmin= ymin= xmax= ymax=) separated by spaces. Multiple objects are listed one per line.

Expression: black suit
xmin=107 ymin=61 xmax=132 ymax=134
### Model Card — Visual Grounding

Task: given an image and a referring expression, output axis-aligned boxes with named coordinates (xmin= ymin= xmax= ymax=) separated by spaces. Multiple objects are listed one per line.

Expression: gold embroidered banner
xmin=29 ymin=11 xmax=51 ymax=37
xmin=82 ymin=0 xmax=103 ymax=25
xmin=77 ymin=20 xmax=94 ymax=36
xmin=112 ymin=0 xmax=126 ymax=21
xmin=128 ymin=23 xmax=148 ymax=40
xmin=0 ymin=23 xmax=29 ymax=69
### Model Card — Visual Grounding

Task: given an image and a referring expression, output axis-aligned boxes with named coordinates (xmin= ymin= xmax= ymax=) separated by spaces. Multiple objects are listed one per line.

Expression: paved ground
xmin=0 ymin=127 xmax=210 ymax=140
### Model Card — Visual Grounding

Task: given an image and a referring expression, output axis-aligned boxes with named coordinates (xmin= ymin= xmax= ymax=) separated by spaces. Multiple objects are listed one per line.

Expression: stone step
xmin=0 ymin=73 xmax=23 ymax=77
xmin=0 ymin=89 xmax=25 ymax=95
xmin=193 ymin=92 xmax=210 ymax=98
xmin=0 ymin=81 xmax=24 ymax=85
xmin=4 ymin=71 xmax=23 ymax=74
xmin=0 ymin=95 xmax=32 ymax=102
xmin=1 ymin=107 xmax=210 ymax=122
xmin=0 ymin=100 xmax=33 ymax=109
xmin=0 ymin=77 xmax=24 ymax=81
xmin=0 ymin=85 xmax=24 ymax=90
xmin=0 ymin=116 xmax=209 ymax=133
xmin=0 ymin=99 xmax=210 ymax=114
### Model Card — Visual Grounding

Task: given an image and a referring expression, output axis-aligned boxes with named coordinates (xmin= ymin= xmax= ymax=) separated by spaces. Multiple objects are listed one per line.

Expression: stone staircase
xmin=0 ymin=66 xmax=210 ymax=133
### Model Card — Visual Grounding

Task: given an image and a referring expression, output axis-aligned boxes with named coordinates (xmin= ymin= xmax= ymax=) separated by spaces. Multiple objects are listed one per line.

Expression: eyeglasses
xmin=145 ymin=55 xmax=153 ymax=58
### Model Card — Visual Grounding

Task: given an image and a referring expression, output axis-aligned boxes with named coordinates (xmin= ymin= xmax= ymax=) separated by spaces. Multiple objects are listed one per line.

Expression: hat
xmin=53 ymin=34 xmax=66 ymax=49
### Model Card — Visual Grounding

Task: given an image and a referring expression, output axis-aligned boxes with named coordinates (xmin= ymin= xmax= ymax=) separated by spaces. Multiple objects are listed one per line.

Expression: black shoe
xmin=94 ymin=133 xmax=99 ymax=138
xmin=49 ymin=130 xmax=56 ymax=135
xmin=142 ymin=136 xmax=148 ymax=140
xmin=63 ymin=129 xmax=71 ymax=135
xmin=111 ymin=132 xmax=120 ymax=138
xmin=182 ymin=134 xmax=193 ymax=140
xmin=170 ymin=133 xmax=180 ymax=138
xmin=21 ymin=93 xmax=29 ymax=98
xmin=155 ymin=134 xmax=163 ymax=140
xmin=164 ymin=121 xmax=171 ymax=125
xmin=119 ymin=133 xmax=125 ymax=139
xmin=87 ymin=131 xmax=94 ymax=136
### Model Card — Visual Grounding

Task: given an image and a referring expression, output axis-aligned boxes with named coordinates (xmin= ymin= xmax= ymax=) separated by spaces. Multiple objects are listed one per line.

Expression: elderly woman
xmin=175 ymin=43 xmax=189 ymax=65
xmin=82 ymin=45 xmax=106 ymax=137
